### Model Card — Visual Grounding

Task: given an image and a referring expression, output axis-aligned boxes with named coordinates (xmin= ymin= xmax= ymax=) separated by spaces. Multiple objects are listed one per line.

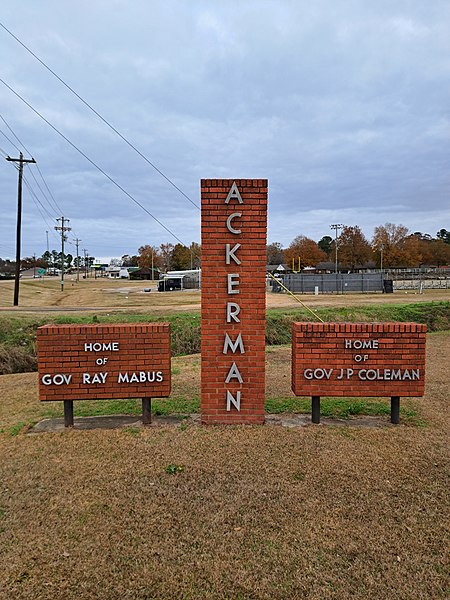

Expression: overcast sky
xmin=1 ymin=1 xmax=449 ymax=262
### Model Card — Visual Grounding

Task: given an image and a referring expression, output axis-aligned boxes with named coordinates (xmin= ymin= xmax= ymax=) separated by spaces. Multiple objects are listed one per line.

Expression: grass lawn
xmin=0 ymin=332 xmax=448 ymax=598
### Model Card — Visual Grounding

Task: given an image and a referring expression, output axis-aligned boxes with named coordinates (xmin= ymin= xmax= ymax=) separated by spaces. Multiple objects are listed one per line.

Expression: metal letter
xmin=226 ymin=213 xmax=242 ymax=234
xmin=225 ymin=362 xmax=243 ymax=383
xmin=227 ymin=273 xmax=240 ymax=294
xmin=223 ymin=333 xmax=245 ymax=354
xmin=226 ymin=390 xmax=241 ymax=411
xmin=226 ymin=302 xmax=241 ymax=323
xmin=225 ymin=181 xmax=244 ymax=204
xmin=225 ymin=243 xmax=241 ymax=265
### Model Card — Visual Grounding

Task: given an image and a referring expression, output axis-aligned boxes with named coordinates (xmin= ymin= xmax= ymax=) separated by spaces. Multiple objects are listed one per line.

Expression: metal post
xmin=312 ymin=396 xmax=321 ymax=424
xmin=64 ymin=400 xmax=74 ymax=427
xmin=391 ymin=396 xmax=400 ymax=424
xmin=142 ymin=398 xmax=152 ymax=425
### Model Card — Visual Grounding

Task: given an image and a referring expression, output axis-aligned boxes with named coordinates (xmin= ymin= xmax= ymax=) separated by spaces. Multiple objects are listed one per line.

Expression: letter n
xmin=226 ymin=390 xmax=241 ymax=411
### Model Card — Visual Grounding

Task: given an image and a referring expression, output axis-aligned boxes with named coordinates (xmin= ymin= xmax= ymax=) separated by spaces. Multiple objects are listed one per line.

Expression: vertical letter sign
xmin=201 ymin=179 xmax=268 ymax=424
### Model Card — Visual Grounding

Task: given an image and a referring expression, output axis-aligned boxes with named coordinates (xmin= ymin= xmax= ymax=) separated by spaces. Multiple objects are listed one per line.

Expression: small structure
xmin=129 ymin=268 xmax=160 ymax=281
xmin=158 ymin=269 xmax=201 ymax=291
xmin=106 ymin=266 xmax=130 ymax=279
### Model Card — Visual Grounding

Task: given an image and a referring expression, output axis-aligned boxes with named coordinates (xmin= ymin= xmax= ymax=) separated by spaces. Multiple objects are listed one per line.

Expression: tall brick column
xmin=201 ymin=179 xmax=268 ymax=424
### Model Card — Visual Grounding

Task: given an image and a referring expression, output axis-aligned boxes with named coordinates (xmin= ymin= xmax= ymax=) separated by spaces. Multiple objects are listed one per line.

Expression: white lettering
xmin=354 ymin=354 xmax=369 ymax=362
xmin=225 ymin=362 xmax=243 ymax=384
xmin=82 ymin=372 xmax=108 ymax=384
xmin=225 ymin=243 xmax=241 ymax=265
xmin=41 ymin=373 xmax=72 ymax=386
xmin=223 ymin=333 xmax=245 ymax=354
xmin=345 ymin=339 xmax=379 ymax=350
xmin=117 ymin=371 xmax=164 ymax=384
xmin=225 ymin=182 xmax=244 ymax=204
xmin=226 ymin=390 xmax=241 ymax=411
xmin=227 ymin=273 xmax=240 ymax=294
xmin=84 ymin=342 xmax=119 ymax=352
xmin=226 ymin=302 xmax=241 ymax=323
xmin=303 ymin=368 xmax=333 ymax=380
xmin=226 ymin=212 xmax=242 ymax=235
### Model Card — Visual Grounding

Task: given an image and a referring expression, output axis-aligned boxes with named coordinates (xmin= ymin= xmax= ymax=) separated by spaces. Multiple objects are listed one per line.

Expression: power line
xmin=0 ymin=113 xmax=65 ymax=215
xmin=0 ymin=126 xmax=21 ymax=153
xmin=35 ymin=163 xmax=64 ymax=215
xmin=0 ymin=113 xmax=30 ymax=154
xmin=22 ymin=174 xmax=58 ymax=225
xmin=0 ymin=77 xmax=190 ymax=248
xmin=10 ymin=160 xmax=57 ymax=231
xmin=0 ymin=20 xmax=200 ymax=210
xmin=8 ymin=160 xmax=61 ymax=248
xmin=26 ymin=167 xmax=60 ymax=217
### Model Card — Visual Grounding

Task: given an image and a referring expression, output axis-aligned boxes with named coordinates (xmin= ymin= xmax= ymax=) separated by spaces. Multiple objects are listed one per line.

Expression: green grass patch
xmin=43 ymin=396 xmax=420 ymax=423
xmin=40 ymin=396 xmax=200 ymax=420
xmin=0 ymin=301 xmax=448 ymax=374
xmin=265 ymin=301 xmax=450 ymax=344
xmin=0 ymin=421 xmax=29 ymax=436
xmin=265 ymin=396 xmax=422 ymax=423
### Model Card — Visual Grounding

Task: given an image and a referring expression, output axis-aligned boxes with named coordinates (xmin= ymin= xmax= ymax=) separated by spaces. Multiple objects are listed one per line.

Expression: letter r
xmin=226 ymin=302 xmax=241 ymax=323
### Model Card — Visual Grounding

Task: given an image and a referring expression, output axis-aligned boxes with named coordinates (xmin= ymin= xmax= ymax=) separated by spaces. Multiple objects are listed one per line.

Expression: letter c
xmin=226 ymin=212 xmax=242 ymax=235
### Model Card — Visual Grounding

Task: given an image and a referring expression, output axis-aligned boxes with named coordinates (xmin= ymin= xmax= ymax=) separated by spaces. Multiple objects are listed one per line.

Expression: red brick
xmin=37 ymin=323 xmax=171 ymax=402
xmin=292 ymin=322 xmax=426 ymax=397
xmin=201 ymin=179 xmax=267 ymax=424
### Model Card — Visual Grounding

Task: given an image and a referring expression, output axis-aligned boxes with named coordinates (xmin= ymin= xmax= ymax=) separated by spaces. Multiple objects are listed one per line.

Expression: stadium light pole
xmin=330 ymin=224 xmax=344 ymax=273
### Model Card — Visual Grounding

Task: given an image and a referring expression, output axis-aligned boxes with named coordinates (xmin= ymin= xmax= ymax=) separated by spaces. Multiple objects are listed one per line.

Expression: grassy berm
xmin=0 ymin=332 xmax=448 ymax=599
xmin=0 ymin=300 xmax=449 ymax=374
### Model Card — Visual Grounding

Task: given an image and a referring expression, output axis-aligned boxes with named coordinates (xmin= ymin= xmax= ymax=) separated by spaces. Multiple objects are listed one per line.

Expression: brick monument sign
xmin=201 ymin=179 xmax=268 ymax=424
xmin=292 ymin=322 xmax=426 ymax=423
xmin=37 ymin=323 xmax=171 ymax=426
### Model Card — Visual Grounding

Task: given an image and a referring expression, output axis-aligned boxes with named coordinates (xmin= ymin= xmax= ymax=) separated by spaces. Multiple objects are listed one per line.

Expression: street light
xmin=330 ymin=224 xmax=344 ymax=273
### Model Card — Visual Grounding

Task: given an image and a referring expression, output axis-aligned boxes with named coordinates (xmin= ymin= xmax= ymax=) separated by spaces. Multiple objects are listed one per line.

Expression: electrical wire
xmin=22 ymin=173 xmax=57 ymax=222
xmin=0 ymin=21 xmax=200 ymax=210
xmin=0 ymin=113 xmax=65 ymax=216
xmin=0 ymin=113 xmax=31 ymax=154
xmin=35 ymin=163 xmax=64 ymax=215
xmin=0 ymin=126 xmax=21 ymax=154
xmin=0 ymin=77 xmax=191 ymax=248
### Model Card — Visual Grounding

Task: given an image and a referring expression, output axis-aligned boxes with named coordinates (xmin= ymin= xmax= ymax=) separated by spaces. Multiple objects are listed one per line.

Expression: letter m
xmin=223 ymin=333 xmax=245 ymax=354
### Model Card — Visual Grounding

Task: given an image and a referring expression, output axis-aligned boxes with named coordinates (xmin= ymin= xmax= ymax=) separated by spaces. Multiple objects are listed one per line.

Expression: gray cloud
xmin=1 ymin=0 xmax=449 ymax=261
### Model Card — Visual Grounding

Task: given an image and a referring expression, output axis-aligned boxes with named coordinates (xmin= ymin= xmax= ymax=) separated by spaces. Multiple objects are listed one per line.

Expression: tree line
xmin=0 ymin=224 xmax=448 ymax=276
xmin=268 ymin=225 xmax=450 ymax=270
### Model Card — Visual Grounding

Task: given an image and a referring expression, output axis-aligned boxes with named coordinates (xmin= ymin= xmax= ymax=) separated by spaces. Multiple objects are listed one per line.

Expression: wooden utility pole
xmin=83 ymin=248 xmax=89 ymax=278
xmin=5 ymin=152 xmax=36 ymax=306
xmin=74 ymin=238 xmax=81 ymax=282
xmin=55 ymin=217 xmax=71 ymax=292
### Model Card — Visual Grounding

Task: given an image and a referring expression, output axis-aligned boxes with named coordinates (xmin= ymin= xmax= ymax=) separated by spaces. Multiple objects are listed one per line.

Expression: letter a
xmin=225 ymin=362 xmax=243 ymax=383
xmin=225 ymin=182 xmax=243 ymax=204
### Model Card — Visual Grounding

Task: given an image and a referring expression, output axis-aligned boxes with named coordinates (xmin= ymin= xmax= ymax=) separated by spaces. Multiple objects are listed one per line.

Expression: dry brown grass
xmin=0 ymin=334 xmax=448 ymax=598
xmin=1 ymin=277 xmax=449 ymax=315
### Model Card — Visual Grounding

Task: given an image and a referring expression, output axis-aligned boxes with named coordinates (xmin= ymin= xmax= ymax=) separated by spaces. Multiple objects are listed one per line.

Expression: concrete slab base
xmin=30 ymin=413 xmax=390 ymax=433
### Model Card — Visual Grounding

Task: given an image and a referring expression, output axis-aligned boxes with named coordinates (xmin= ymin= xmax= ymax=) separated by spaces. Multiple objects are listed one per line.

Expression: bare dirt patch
xmin=1 ymin=277 xmax=449 ymax=315
xmin=0 ymin=334 xmax=448 ymax=598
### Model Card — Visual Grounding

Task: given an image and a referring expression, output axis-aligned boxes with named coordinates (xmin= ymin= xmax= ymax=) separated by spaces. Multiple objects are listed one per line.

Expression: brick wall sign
xmin=37 ymin=323 xmax=171 ymax=403
xmin=201 ymin=179 xmax=268 ymax=424
xmin=292 ymin=322 xmax=426 ymax=398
